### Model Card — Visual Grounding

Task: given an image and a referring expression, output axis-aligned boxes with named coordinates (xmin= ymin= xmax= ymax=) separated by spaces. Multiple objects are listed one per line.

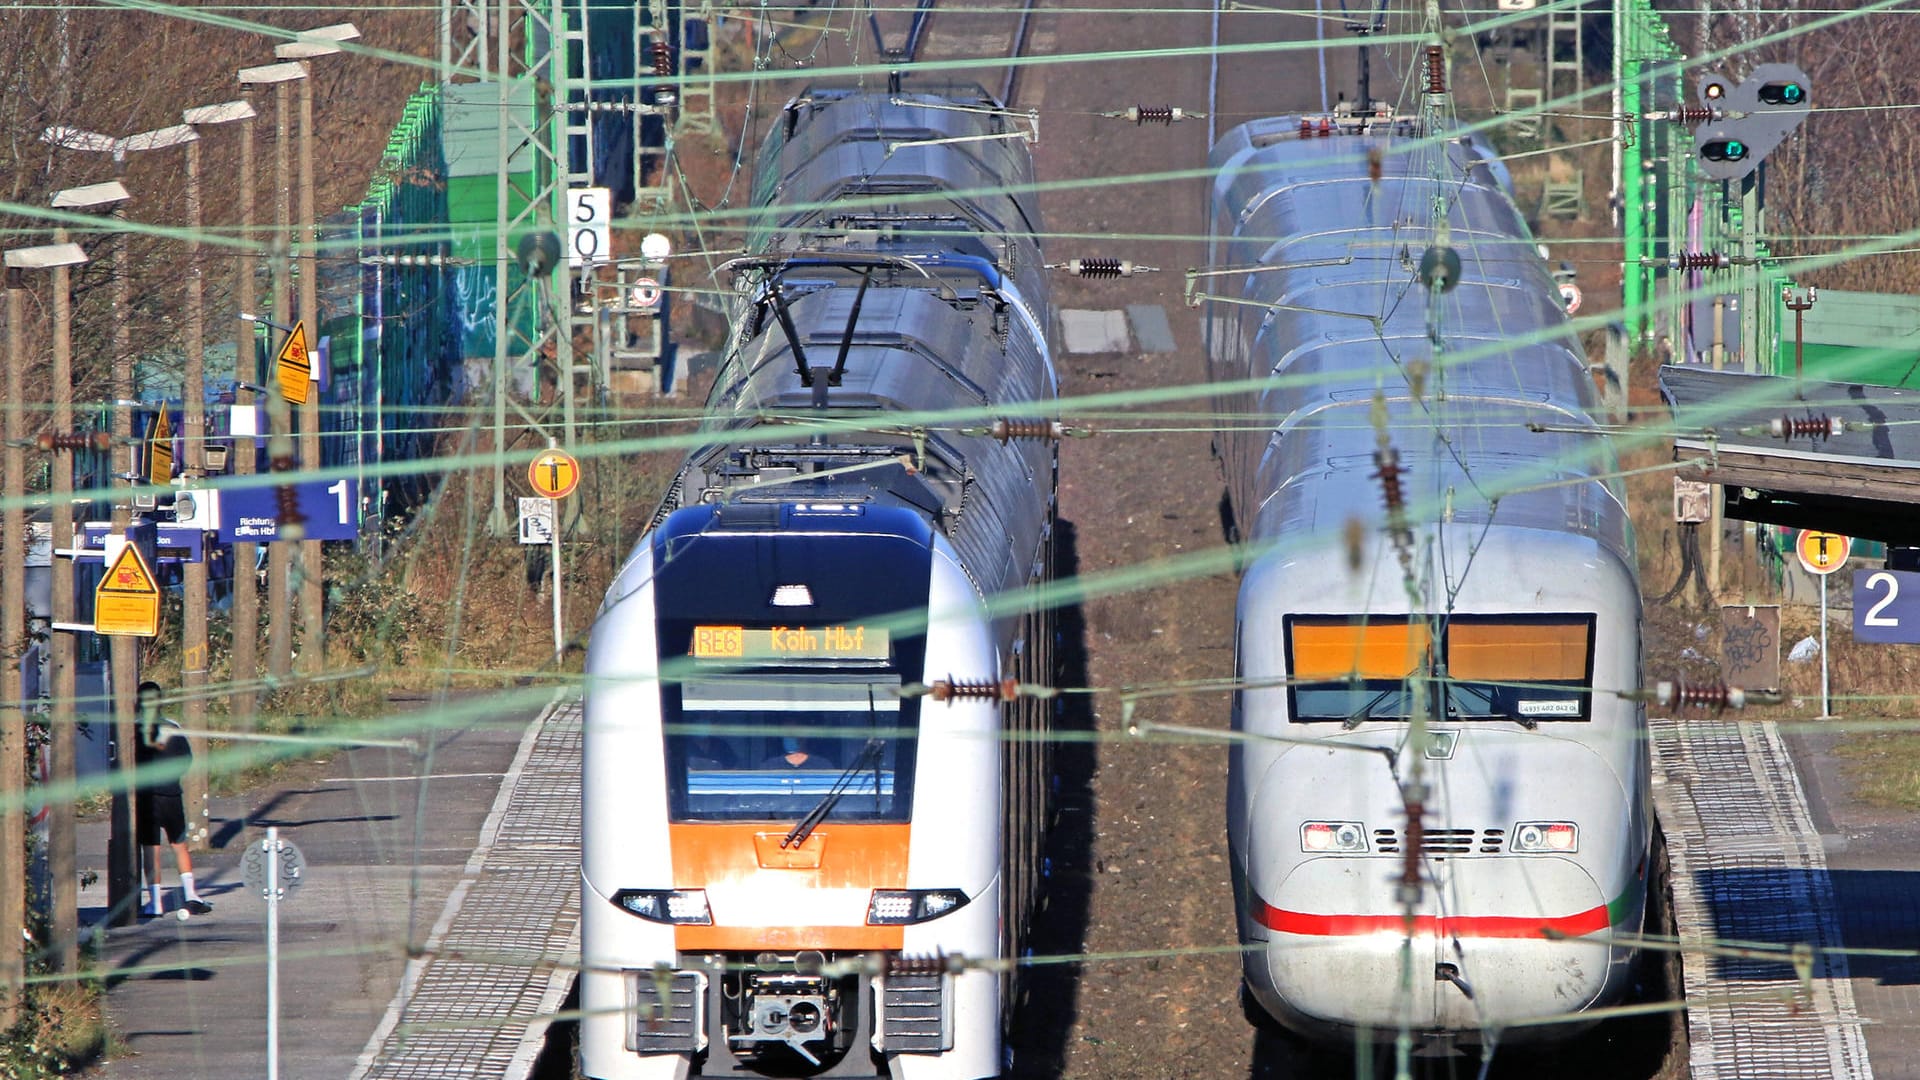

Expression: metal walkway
xmin=1651 ymin=715 xmax=1873 ymax=1079
xmin=348 ymin=697 xmax=583 ymax=1080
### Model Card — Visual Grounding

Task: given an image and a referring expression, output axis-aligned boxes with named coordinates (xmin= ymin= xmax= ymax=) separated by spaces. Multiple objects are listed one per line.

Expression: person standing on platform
xmin=135 ymin=681 xmax=212 ymax=918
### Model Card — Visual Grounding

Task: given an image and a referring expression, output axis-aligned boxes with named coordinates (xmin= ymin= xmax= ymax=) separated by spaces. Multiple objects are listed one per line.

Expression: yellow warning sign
xmin=95 ymin=543 xmax=161 ymax=637
xmin=146 ymin=408 xmax=173 ymax=485
xmin=276 ymin=321 xmax=311 ymax=405
xmin=527 ymin=448 xmax=581 ymax=499
xmin=1796 ymin=530 xmax=1850 ymax=576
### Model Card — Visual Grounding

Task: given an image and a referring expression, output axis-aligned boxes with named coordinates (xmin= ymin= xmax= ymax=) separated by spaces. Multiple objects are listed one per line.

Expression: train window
xmin=1284 ymin=614 xmax=1594 ymax=723
xmin=663 ymin=673 xmax=918 ymax=823
xmin=1289 ymin=618 xmax=1432 ymax=682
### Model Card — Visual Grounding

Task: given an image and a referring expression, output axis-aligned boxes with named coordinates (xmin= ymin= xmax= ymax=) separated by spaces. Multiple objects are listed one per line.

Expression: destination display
xmin=691 ymin=624 xmax=890 ymax=661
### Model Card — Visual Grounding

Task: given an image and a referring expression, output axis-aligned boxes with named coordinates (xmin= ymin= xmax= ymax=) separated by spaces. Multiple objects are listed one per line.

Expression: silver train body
xmin=1206 ymin=116 xmax=1650 ymax=1046
xmin=580 ymin=86 xmax=1057 ymax=1080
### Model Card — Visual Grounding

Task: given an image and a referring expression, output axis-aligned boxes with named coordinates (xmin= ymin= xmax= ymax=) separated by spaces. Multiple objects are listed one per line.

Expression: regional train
xmin=1206 ymin=106 xmax=1652 ymax=1048
xmin=579 ymin=85 xmax=1058 ymax=1080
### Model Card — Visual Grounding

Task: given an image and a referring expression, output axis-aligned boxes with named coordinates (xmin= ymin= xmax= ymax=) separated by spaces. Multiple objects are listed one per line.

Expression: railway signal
xmin=1691 ymin=64 xmax=1812 ymax=181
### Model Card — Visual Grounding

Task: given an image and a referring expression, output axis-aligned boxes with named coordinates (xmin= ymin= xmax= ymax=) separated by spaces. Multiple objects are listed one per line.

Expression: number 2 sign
xmin=1854 ymin=568 xmax=1920 ymax=645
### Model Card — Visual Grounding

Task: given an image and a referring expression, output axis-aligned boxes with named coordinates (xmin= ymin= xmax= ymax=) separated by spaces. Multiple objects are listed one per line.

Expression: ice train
xmin=1206 ymin=109 xmax=1652 ymax=1048
xmin=579 ymin=85 xmax=1057 ymax=1080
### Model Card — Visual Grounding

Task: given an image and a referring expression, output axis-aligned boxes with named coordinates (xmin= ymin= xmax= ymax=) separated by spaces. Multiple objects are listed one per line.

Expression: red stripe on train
xmin=1255 ymin=901 xmax=1610 ymax=939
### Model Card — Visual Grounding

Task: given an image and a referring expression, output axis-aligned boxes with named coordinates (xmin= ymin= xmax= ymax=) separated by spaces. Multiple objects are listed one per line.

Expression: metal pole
xmin=490 ymin=0 xmax=512 ymax=537
xmin=49 ymin=237 xmax=78 ymax=973
xmin=184 ymin=139 xmax=211 ymax=851
xmin=269 ymin=81 xmax=293 ymax=680
xmin=296 ymin=64 xmax=324 ymax=674
xmin=107 ymin=206 xmax=140 ymax=922
xmin=233 ymin=104 xmax=260 ymax=728
xmin=2 ymin=275 xmax=28 ymax=1027
xmin=265 ymin=826 xmax=280 ymax=1080
xmin=1820 ymin=572 xmax=1831 ymax=719
xmin=551 ymin=509 xmax=563 ymax=664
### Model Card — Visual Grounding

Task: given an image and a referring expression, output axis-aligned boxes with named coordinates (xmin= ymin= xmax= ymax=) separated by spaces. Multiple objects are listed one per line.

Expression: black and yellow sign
xmin=1797 ymin=530 xmax=1850 ymax=576
xmin=527 ymin=448 xmax=581 ymax=499
xmin=95 ymin=543 xmax=161 ymax=637
xmin=275 ymin=320 xmax=311 ymax=405
xmin=692 ymin=625 xmax=889 ymax=662
xmin=146 ymin=408 xmax=173 ymax=485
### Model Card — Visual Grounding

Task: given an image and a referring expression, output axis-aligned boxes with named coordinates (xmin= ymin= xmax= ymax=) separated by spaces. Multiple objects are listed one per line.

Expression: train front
xmin=580 ymin=502 xmax=1004 ymax=1080
xmin=1230 ymin=528 xmax=1650 ymax=1049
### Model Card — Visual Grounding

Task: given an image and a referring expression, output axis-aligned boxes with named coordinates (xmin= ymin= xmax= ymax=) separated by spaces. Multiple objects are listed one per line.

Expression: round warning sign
xmin=630 ymin=277 xmax=662 ymax=310
xmin=1796 ymin=530 xmax=1850 ymax=576
xmin=528 ymin=448 xmax=582 ymax=500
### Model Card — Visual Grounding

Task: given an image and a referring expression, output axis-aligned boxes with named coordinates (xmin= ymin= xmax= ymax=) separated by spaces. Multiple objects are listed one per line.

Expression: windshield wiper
xmin=782 ymin=737 xmax=886 ymax=849
xmin=1343 ymin=688 xmax=1399 ymax=730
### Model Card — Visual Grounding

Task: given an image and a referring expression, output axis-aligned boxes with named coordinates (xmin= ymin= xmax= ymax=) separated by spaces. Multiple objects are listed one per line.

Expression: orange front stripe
xmin=669 ymin=822 xmax=911 ymax=951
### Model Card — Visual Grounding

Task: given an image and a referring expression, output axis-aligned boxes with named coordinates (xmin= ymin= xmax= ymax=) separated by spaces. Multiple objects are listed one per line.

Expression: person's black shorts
xmin=137 ymin=792 xmax=186 ymax=846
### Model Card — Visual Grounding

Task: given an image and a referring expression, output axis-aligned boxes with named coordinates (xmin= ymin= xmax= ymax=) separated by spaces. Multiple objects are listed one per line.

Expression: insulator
xmin=1126 ymin=105 xmax=1180 ymax=125
xmin=1072 ymin=257 xmax=1122 ymax=278
xmin=35 ymin=431 xmax=112 ymax=452
xmin=888 ymin=952 xmax=956 ymax=976
xmin=1424 ymin=45 xmax=1446 ymax=95
xmin=1317 ymin=117 xmax=1333 ymax=137
xmin=1668 ymin=106 xmax=1720 ymax=125
xmin=1770 ymin=414 xmax=1844 ymax=440
xmin=1400 ymin=789 xmax=1426 ymax=890
xmin=1367 ymin=146 xmax=1384 ymax=185
xmin=651 ymin=41 xmax=673 ymax=76
xmin=274 ymin=482 xmax=307 ymax=526
xmin=929 ymin=676 xmax=1021 ymax=704
xmin=1655 ymin=678 xmax=1748 ymax=712
xmin=1299 ymin=117 xmax=1314 ymax=139
xmin=1372 ymin=448 xmax=1406 ymax=515
xmin=987 ymin=418 xmax=1065 ymax=444
xmin=1667 ymin=251 xmax=1730 ymax=271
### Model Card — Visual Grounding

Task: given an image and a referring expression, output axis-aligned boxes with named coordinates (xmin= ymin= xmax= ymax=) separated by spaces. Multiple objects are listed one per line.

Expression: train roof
xmin=1209 ymin=118 xmax=1634 ymax=571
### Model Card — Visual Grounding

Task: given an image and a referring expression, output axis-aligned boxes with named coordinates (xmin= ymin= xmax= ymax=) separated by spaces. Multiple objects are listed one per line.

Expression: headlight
xmin=1300 ymin=821 xmax=1368 ymax=854
xmin=866 ymin=888 xmax=970 ymax=925
xmin=611 ymin=888 xmax=712 ymax=924
xmin=1511 ymin=822 xmax=1578 ymax=853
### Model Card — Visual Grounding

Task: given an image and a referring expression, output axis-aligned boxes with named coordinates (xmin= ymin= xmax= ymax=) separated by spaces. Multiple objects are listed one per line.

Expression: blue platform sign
xmin=217 ymin=478 xmax=360 ymax=543
xmin=1854 ymin=568 xmax=1920 ymax=645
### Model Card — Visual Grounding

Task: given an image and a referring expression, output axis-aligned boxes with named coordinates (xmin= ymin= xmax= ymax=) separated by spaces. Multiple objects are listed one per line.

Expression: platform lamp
xmin=273 ymin=22 xmax=360 ymax=676
xmin=2 ymin=239 xmax=89 ymax=964
xmin=236 ymin=60 xmax=307 ymax=682
xmin=2 ymin=241 xmax=87 ymax=1012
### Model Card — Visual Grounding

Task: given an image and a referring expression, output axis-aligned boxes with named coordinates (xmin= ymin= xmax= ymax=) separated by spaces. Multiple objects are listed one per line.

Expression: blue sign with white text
xmin=217 ymin=478 xmax=360 ymax=543
xmin=79 ymin=522 xmax=204 ymax=562
xmin=1854 ymin=568 xmax=1920 ymax=644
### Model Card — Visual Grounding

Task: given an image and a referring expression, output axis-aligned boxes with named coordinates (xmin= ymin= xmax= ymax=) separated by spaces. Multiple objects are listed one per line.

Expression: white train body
xmin=1207 ymin=115 xmax=1651 ymax=1046
xmin=579 ymin=86 xmax=1056 ymax=1080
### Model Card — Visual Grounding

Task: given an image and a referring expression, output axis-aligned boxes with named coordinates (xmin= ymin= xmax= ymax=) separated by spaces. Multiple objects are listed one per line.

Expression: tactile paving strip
xmin=1651 ymin=716 xmax=1873 ymax=1079
xmin=358 ymin=699 xmax=583 ymax=1079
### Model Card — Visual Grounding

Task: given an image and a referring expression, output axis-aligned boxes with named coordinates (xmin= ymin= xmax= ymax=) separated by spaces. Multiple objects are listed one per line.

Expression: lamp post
xmin=0 ymin=243 xmax=85 ymax=1022
xmin=237 ymin=61 xmax=308 ymax=682
xmin=228 ymin=85 xmax=263 ymax=734
xmin=6 ymin=240 xmax=90 ymax=972
xmin=47 ymin=181 xmax=141 ymax=927
xmin=274 ymin=23 xmax=360 ymax=677
xmin=178 ymin=100 xmax=255 ymax=858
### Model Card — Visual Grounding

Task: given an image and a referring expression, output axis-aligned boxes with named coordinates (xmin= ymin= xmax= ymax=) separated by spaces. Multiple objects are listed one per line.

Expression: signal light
xmin=1300 ymin=821 xmax=1368 ymax=854
xmin=1511 ymin=821 xmax=1579 ymax=853
xmin=1700 ymin=138 xmax=1748 ymax=163
xmin=866 ymin=888 xmax=969 ymax=925
xmin=1757 ymin=81 xmax=1806 ymax=106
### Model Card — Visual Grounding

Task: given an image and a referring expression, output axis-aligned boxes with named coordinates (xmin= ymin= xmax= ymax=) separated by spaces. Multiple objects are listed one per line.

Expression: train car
xmin=579 ymin=85 xmax=1057 ymax=1080
xmin=1205 ymin=108 xmax=1651 ymax=1049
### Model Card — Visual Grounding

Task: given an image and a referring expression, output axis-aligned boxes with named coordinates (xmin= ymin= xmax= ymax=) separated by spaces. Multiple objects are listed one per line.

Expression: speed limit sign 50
xmin=567 ymin=187 xmax=611 ymax=267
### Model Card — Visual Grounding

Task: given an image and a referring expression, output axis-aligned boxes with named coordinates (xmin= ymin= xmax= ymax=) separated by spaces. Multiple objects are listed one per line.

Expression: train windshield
xmin=663 ymin=671 xmax=918 ymax=823
xmin=1286 ymin=615 xmax=1595 ymax=722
